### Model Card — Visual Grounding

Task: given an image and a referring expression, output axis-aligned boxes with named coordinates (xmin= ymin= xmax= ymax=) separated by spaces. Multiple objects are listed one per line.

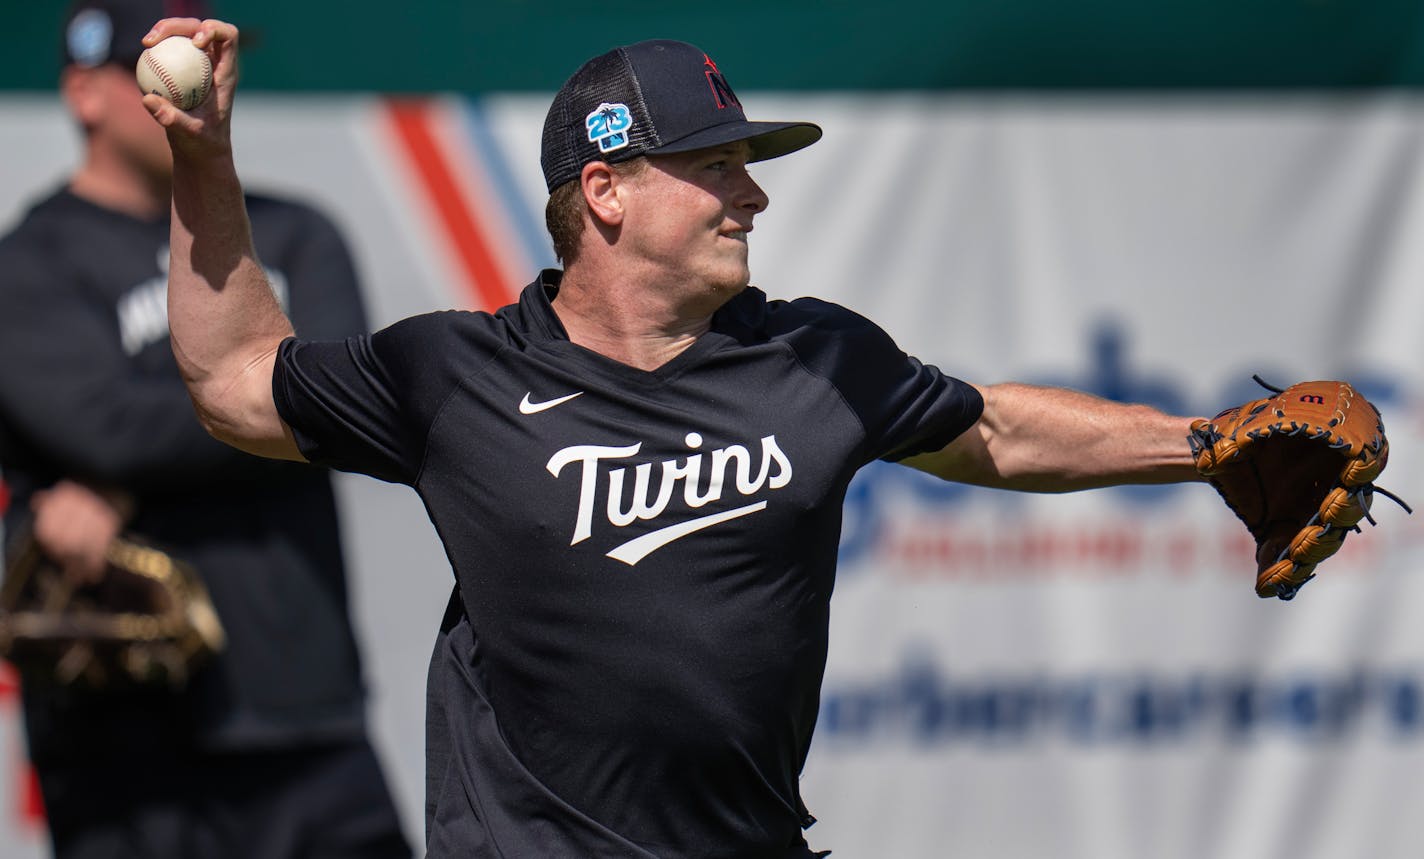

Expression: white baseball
xmin=135 ymin=36 xmax=213 ymax=110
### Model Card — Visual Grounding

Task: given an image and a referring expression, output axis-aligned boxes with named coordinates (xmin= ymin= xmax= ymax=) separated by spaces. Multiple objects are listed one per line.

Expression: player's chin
xmin=708 ymin=263 xmax=752 ymax=295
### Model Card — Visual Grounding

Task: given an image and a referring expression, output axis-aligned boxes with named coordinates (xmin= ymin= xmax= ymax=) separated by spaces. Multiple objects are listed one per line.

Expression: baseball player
xmin=0 ymin=2 xmax=410 ymax=857
xmin=143 ymin=16 xmax=1382 ymax=859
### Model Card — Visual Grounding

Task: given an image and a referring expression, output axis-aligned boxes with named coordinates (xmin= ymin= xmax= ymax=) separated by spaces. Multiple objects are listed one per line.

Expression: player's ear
xmin=581 ymin=161 xmax=624 ymax=227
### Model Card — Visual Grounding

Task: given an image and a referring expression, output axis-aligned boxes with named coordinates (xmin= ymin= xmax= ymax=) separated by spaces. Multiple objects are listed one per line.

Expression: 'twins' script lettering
xmin=546 ymin=432 xmax=792 ymax=565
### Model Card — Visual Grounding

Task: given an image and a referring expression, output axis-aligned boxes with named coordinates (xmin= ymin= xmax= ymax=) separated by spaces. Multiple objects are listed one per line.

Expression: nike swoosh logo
xmin=606 ymin=502 xmax=768 ymax=566
xmin=519 ymin=391 xmax=584 ymax=415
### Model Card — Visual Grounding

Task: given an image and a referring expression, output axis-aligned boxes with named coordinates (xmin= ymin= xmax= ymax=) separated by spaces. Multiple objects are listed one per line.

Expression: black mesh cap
xmin=63 ymin=0 xmax=211 ymax=69
xmin=540 ymin=40 xmax=822 ymax=192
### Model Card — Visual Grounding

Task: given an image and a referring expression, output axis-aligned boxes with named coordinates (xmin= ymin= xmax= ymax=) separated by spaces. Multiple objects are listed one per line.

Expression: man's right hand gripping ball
xmin=1189 ymin=379 xmax=1408 ymax=601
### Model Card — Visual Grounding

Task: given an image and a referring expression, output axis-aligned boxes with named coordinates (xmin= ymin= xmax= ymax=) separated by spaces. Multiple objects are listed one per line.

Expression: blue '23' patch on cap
xmin=586 ymin=103 xmax=633 ymax=153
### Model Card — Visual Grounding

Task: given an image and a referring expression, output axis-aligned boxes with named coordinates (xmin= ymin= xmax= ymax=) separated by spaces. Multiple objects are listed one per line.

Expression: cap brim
xmin=645 ymin=120 xmax=823 ymax=163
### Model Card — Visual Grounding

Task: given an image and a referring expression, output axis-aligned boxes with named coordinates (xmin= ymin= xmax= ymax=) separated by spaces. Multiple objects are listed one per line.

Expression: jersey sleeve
xmin=774 ymin=297 xmax=984 ymax=465
xmin=273 ymin=311 xmax=500 ymax=485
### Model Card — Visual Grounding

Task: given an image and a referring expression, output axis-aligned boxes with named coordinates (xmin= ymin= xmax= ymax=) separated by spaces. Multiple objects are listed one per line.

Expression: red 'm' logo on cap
xmin=703 ymin=54 xmax=742 ymax=110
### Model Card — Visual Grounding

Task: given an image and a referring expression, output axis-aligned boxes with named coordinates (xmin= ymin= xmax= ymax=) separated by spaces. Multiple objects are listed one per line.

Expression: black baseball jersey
xmin=273 ymin=271 xmax=984 ymax=858
xmin=0 ymin=188 xmax=372 ymax=759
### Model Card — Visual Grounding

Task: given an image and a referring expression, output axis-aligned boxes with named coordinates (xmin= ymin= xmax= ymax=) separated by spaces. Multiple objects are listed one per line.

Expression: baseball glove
xmin=0 ymin=530 xmax=224 ymax=688
xmin=1188 ymin=377 xmax=1410 ymax=600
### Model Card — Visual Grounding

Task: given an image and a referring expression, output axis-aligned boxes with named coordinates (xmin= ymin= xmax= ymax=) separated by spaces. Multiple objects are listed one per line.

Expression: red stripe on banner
xmin=384 ymin=99 xmax=516 ymax=312
xmin=20 ymin=763 xmax=43 ymax=826
xmin=1 ymin=661 xmax=45 ymax=828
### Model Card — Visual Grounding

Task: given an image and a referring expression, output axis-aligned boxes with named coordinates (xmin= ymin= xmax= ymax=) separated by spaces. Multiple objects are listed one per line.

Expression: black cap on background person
xmin=63 ymin=0 xmax=211 ymax=69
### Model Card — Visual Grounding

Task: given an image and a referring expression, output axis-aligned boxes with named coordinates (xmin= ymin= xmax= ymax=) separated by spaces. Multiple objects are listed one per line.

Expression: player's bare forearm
xmin=166 ymin=143 xmax=299 ymax=460
xmin=904 ymin=382 xmax=1203 ymax=491
xmin=146 ymin=16 xmax=302 ymax=461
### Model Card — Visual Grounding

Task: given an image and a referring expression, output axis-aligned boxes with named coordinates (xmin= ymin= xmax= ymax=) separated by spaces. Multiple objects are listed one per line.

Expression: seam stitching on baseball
xmin=144 ymin=51 xmax=185 ymax=106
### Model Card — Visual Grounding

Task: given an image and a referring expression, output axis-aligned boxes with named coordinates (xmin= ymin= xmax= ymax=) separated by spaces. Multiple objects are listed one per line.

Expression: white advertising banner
xmin=2 ymin=92 xmax=1422 ymax=859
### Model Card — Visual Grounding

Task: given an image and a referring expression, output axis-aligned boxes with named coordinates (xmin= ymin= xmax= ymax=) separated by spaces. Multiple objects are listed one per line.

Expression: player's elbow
xmin=187 ymin=389 xmax=243 ymax=447
xmin=188 ymin=387 xmax=302 ymax=462
xmin=178 ymin=345 xmax=298 ymax=460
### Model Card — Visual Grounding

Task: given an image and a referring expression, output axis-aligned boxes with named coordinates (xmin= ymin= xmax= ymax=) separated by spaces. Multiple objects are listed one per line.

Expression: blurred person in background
xmin=0 ymin=1 xmax=412 ymax=857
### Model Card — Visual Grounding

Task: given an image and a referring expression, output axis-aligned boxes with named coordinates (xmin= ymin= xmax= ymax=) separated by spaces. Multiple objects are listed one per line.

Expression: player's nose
xmin=736 ymin=172 xmax=769 ymax=215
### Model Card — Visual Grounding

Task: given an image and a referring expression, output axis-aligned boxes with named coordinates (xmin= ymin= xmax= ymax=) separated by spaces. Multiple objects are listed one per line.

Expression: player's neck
xmin=553 ymin=269 xmax=715 ymax=372
xmin=69 ymin=160 xmax=172 ymax=221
